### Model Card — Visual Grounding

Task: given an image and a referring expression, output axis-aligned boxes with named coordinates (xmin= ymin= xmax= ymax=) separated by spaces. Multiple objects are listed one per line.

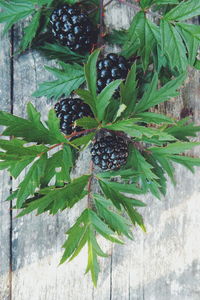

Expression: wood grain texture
xmin=0 ymin=23 xmax=12 ymax=300
xmin=0 ymin=2 xmax=200 ymax=300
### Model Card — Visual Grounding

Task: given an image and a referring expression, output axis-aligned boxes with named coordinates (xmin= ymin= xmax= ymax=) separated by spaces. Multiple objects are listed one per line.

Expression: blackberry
xmin=50 ymin=4 xmax=97 ymax=53
xmin=54 ymin=98 xmax=93 ymax=135
xmin=91 ymin=135 xmax=128 ymax=170
xmin=97 ymin=53 xmax=129 ymax=98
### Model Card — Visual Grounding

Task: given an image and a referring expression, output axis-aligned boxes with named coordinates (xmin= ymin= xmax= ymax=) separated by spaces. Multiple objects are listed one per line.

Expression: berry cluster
xmin=54 ymin=98 xmax=93 ymax=135
xmin=50 ymin=4 xmax=97 ymax=53
xmin=97 ymin=53 xmax=129 ymax=97
xmin=91 ymin=136 xmax=128 ymax=170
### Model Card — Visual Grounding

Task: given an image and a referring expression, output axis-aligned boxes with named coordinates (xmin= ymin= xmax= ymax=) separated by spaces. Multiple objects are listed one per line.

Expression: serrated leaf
xmin=60 ymin=207 xmax=122 ymax=286
xmin=70 ymin=132 xmax=95 ymax=147
xmin=176 ymin=23 xmax=200 ymax=66
xmin=94 ymin=194 xmax=132 ymax=239
xmin=121 ymin=12 xmax=160 ymax=70
xmin=105 ymin=119 xmax=176 ymax=141
xmin=150 ymin=142 xmax=200 ymax=155
xmin=0 ymin=139 xmax=48 ymax=178
xmin=152 ymin=153 xmax=175 ymax=184
xmin=0 ymin=0 xmax=36 ymax=34
xmin=38 ymin=42 xmax=86 ymax=63
xmin=135 ymin=112 xmax=174 ymax=124
xmin=41 ymin=145 xmax=73 ymax=187
xmin=134 ymin=72 xmax=186 ymax=112
xmin=18 ymin=175 xmax=90 ymax=215
xmin=76 ymin=89 xmax=97 ymax=117
xmin=120 ymin=64 xmax=138 ymax=117
xmin=16 ymin=154 xmax=47 ymax=208
xmin=155 ymin=0 xmax=179 ymax=4
xmin=75 ymin=117 xmax=98 ymax=129
xmin=194 ymin=59 xmax=200 ymax=70
xmin=168 ymin=154 xmax=200 ymax=172
xmin=33 ymin=63 xmax=85 ymax=100
xmin=160 ymin=20 xmax=188 ymax=72
xmin=121 ymin=12 xmax=143 ymax=58
xmin=140 ymin=0 xmax=153 ymax=9
xmin=96 ymin=80 xmax=122 ymax=121
xmin=164 ymin=0 xmax=200 ymax=21
xmin=19 ymin=10 xmax=41 ymax=52
xmin=106 ymin=29 xmax=128 ymax=46
xmin=165 ymin=119 xmax=200 ymax=141
xmin=84 ymin=49 xmax=100 ymax=98
xmin=0 ymin=103 xmax=67 ymax=144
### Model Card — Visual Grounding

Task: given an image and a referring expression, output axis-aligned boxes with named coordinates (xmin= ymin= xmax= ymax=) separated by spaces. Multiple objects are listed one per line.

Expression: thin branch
xmin=87 ymin=161 xmax=94 ymax=209
xmin=117 ymin=0 xmax=162 ymax=19
xmin=38 ymin=142 xmax=64 ymax=157
xmin=97 ymin=0 xmax=105 ymax=48
xmin=65 ymin=128 xmax=96 ymax=140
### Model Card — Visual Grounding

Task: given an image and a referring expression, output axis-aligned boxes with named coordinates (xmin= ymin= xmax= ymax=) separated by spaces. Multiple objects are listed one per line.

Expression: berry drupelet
xmin=54 ymin=98 xmax=93 ymax=135
xmin=91 ymin=135 xmax=128 ymax=170
xmin=50 ymin=4 xmax=97 ymax=53
xmin=97 ymin=53 xmax=129 ymax=98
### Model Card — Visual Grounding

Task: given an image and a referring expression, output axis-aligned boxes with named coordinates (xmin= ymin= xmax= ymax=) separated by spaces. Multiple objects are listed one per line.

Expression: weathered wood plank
xmin=1 ymin=2 xmax=200 ymax=300
xmin=0 ymin=24 xmax=12 ymax=300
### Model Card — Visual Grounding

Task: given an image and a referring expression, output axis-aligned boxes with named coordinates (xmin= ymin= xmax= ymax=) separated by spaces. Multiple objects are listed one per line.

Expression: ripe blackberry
xmin=91 ymin=135 xmax=128 ymax=170
xmin=54 ymin=98 xmax=93 ymax=135
xmin=50 ymin=4 xmax=97 ymax=53
xmin=97 ymin=53 xmax=129 ymax=98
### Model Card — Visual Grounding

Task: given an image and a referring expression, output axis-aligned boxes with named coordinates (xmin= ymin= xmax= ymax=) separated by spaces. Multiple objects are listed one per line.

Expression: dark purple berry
xmin=54 ymin=98 xmax=94 ymax=135
xmin=91 ymin=135 xmax=128 ymax=170
xmin=50 ymin=4 xmax=98 ymax=53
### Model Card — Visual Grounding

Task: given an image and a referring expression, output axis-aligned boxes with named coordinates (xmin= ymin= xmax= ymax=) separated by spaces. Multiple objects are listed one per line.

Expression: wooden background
xmin=1 ymin=2 xmax=200 ymax=300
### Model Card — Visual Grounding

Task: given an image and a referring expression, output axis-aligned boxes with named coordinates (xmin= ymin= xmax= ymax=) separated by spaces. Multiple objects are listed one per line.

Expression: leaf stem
xmin=38 ymin=142 xmax=64 ymax=157
xmin=65 ymin=128 xmax=96 ymax=140
xmin=87 ymin=161 xmax=94 ymax=209
xmin=97 ymin=0 xmax=105 ymax=48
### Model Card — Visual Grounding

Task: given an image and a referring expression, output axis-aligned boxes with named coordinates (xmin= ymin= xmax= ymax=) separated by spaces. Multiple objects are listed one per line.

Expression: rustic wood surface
xmin=1 ymin=2 xmax=200 ymax=300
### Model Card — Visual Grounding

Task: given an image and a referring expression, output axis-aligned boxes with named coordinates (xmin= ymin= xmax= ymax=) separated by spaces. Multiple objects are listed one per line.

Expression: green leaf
xmin=120 ymin=63 xmax=138 ymax=117
xmin=96 ymin=80 xmax=122 ymax=121
xmin=84 ymin=49 xmax=100 ymax=98
xmin=164 ymin=0 xmax=200 ymax=21
xmin=121 ymin=12 xmax=143 ymax=58
xmin=176 ymin=23 xmax=200 ymax=66
xmin=194 ymin=59 xmax=200 ymax=70
xmin=19 ymin=10 xmax=41 ymax=52
xmin=75 ymin=117 xmax=99 ymax=129
xmin=18 ymin=175 xmax=90 ymax=215
xmin=105 ymin=119 xmax=176 ymax=141
xmin=41 ymin=145 xmax=73 ymax=187
xmin=160 ymin=20 xmax=188 ymax=72
xmin=134 ymin=72 xmax=186 ymax=112
xmin=168 ymin=155 xmax=200 ymax=172
xmin=33 ymin=63 xmax=85 ymax=100
xmin=38 ymin=42 xmax=86 ymax=63
xmin=152 ymin=153 xmax=175 ymax=184
xmin=0 ymin=0 xmax=35 ymax=34
xmin=122 ymin=12 xmax=159 ymax=70
xmin=155 ymin=0 xmax=179 ymax=4
xmin=0 ymin=103 xmax=67 ymax=144
xmin=16 ymin=154 xmax=47 ymax=208
xmin=99 ymin=179 xmax=146 ymax=210
xmin=150 ymin=142 xmax=200 ymax=155
xmin=60 ymin=208 xmax=122 ymax=286
xmin=165 ymin=118 xmax=200 ymax=141
xmin=106 ymin=29 xmax=128 ymax=46
xmin=71 ymin=132 xmax=95 ymax=147
xmin=76 ymin=89 xmax=97 ymax=116
xmin=94 ymin=194 xmax=132 ymax=239
xmin=140 ymin=0 xmax=153 ymax=9
xmin=135 ymin=112 xmax=174 ymax=124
